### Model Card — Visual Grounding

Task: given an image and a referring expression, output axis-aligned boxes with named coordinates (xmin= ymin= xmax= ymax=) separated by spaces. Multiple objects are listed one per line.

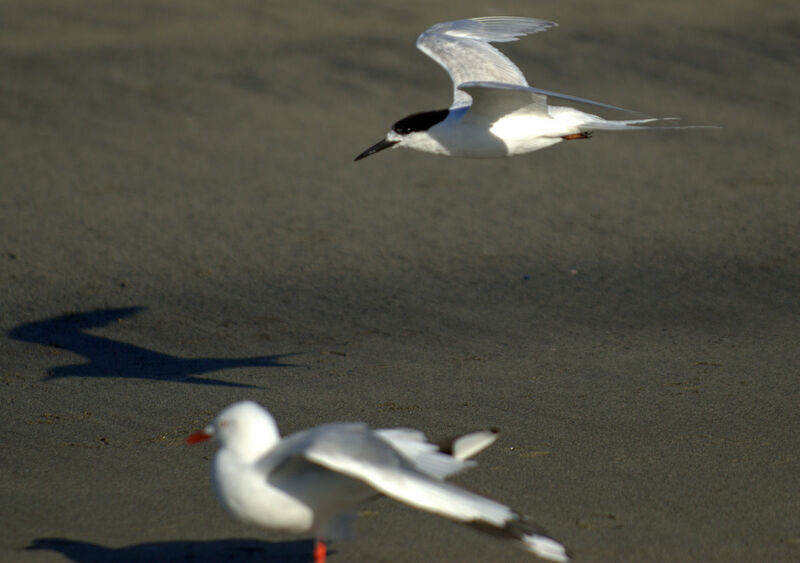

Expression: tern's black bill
xmin=354 ymin=138 xmax=399 ymax=161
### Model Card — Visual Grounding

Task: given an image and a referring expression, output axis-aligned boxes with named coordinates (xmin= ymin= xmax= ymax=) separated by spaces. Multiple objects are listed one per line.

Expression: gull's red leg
xmin=313 ymin=539 xmax=327 ymax=563
xmin=562 ymin=132 xmax=592 ymax=140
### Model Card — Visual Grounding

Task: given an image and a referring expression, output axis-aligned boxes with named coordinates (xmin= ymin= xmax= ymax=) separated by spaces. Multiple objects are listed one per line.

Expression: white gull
xmin=188 ymin=400 xmax=569 ymax=562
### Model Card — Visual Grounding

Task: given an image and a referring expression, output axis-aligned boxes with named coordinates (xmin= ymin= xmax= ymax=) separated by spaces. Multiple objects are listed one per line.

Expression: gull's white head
xmin=188 ymin=400 xmax=280 ymax=462
xmin=354 ymin=109 xmax=450 ymax=160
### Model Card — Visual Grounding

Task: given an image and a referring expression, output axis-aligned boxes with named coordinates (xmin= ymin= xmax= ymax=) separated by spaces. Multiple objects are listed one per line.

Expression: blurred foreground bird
xmin=188 ymin=400 xmax=569 ymax=562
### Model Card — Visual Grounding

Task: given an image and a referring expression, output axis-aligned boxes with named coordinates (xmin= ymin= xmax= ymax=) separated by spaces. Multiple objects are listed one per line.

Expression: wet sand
xmin=2 ymin=1 xmax=799 ymax=561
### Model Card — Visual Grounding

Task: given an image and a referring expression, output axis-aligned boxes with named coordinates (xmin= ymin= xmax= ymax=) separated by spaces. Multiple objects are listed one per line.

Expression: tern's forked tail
xmin=580 ymin=117 xmax=719 ymax=131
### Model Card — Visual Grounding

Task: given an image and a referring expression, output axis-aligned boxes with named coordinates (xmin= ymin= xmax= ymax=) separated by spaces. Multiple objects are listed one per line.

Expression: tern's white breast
xmin=489 ymin=113 xmax=572 ymax=156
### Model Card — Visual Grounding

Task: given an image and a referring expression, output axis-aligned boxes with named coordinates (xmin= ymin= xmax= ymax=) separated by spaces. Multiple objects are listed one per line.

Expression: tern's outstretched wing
xmin=416 ymin=17 xmax=556 ymax=109
xmin=458 ymin=81 xmax=649 ymax=124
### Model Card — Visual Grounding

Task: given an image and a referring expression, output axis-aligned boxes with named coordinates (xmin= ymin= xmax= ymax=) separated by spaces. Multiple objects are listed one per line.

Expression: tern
xmin=355 ymin=16 xmax=708 ymax=161
xmin=188 ymin=400 xmax=570 ymax=562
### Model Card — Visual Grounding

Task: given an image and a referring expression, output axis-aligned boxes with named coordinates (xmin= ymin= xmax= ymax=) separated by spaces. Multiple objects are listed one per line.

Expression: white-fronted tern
xmin=355 ymin=16 xmax=709 ymax=161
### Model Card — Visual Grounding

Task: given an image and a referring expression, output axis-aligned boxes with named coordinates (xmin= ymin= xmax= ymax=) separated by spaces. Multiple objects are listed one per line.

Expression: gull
xmin=355 ymin=16 xmax=709 ymax=160
xmin=187 ymin=400 xmax=570 ymax=562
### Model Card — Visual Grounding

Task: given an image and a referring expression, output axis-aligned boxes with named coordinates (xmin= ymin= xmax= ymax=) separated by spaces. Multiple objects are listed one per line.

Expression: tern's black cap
xmin=392 ymin=109 xmax=449 ymax=135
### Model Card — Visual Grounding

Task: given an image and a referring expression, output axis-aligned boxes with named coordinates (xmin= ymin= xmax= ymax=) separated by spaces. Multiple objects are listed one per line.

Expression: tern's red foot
xmin=314 ymin=539 xmax=327 ymax=563
xmin=562 ymin=132 xmax=592 ymax=140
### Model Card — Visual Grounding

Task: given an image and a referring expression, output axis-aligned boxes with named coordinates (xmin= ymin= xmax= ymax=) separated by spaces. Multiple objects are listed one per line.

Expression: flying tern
xmin=355 ymin=16 xmax=708 ymax=160
xmin=188 ymin=400 xmax=570 ymax=562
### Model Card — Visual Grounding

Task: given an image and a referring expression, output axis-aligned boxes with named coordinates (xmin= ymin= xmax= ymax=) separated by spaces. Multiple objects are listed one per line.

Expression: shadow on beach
xmin=8 ymin=307 xmax=296 ymax=387
xmin=27 ymin=537 xmax=316 ymax=563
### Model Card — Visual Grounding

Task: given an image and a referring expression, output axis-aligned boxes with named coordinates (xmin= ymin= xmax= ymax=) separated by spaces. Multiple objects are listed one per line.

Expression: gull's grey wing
xmin=416 ymin=17 xmax=556 ymax=108
xmin=374 ymin=428 xmax=475 ymax=480
xmin=302 ymin=440 xmax=514 ymax=526
xmin=458 ymin=81 xmax=649 ymax=124
xmin=302 ymin=443 xmax=570 ymax=561
xmin=263 ymin=423 xmax=394 ymax=536
xmin=438 ymin=428 xmax=499 ymax=461
xmin=266 ymin=423 xmax=569 ymax=561
xmin=263 ymin=423 xmax=407 ymax=479
xmin=266 ymin=424 xmax=509 ymax=523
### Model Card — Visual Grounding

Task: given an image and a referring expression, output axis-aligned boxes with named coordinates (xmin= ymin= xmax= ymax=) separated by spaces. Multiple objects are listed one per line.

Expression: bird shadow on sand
xmin=7 ymin=307 xmax=297 ymax=388
xmin=26 ymin=537 xmax=319 ymax=563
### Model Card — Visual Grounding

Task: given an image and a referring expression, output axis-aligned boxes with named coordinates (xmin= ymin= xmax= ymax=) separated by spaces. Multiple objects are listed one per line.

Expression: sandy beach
xmin=2 ymin=1 xmax=799 ymax=561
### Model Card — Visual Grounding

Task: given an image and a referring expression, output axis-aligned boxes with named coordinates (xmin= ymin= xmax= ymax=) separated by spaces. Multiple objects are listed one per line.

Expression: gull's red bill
xmin=186 ymin=431 xmax=211 ymax=445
